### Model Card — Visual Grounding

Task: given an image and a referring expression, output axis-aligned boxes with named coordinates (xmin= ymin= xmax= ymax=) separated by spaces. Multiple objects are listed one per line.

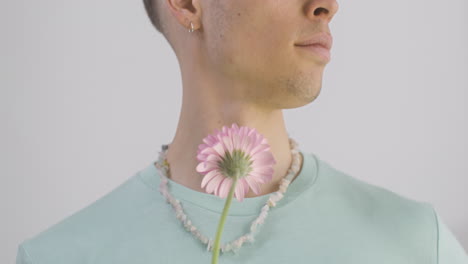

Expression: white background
xmin=1 ymin=0 xmax=467 ymax=262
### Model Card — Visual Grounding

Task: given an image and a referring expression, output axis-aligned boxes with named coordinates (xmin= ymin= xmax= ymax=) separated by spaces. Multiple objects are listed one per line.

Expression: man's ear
xmin=165 ymin=0 xmax=202 ymax=31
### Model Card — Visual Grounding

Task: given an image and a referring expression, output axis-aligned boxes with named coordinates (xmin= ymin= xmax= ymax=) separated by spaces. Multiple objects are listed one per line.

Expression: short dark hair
xmin=143 ymin=0 xmax=166 ymax=35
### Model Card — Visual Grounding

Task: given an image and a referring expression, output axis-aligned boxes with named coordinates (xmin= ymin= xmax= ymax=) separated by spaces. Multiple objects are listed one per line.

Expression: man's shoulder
xmin=17 ymin=168 xmax=157 ymax=263
xmin=315 ymin=157 xmax=437 ymax=242
xmin=316 ymin=157 xmax=433 ymax=214
xmin=310 ymin=157 xmax=439 ymax=261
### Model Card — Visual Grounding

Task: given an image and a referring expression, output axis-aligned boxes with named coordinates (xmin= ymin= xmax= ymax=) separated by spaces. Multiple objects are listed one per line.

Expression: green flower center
xmin=218 ymin=149 xmax=253 ymax=179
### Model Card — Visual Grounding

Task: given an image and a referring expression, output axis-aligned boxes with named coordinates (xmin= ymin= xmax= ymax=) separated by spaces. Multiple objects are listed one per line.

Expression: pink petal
xmin=251 ymin=133 xmax=261 ymax=146
xmin=238 ymin=126 xmax=245 ymax=141
xmin=206 ymin=153 xmax=221 ymax=162
xmin=232 ymin=133 xmax=240 ymax=150
xmin=232 ymin=123 xmax=240 ymax=134
xmin=247 ymin=127 xmax=257 ymax=137
xmin=244 ymin=176 xmax=261 ymax=195
xmin=216 ymin=133 xmax=224 ymax=145
xmin=235 ymin=179 xmax=245 ymax=202
xmin=200 ymin=147 xmax=219 ymax=156
xmin=202 ymin=134 xmax=217 ymax=146
xmin=240 ymin=134 xmax=251 ymax=152
xmin=248 ymin=143 xmax=269 ymax=157
xmin=226 ymin=126 xmax=232 ymax=140
xmin=218 ymin=177 xmax=233 ymax=199
xmin=248 ymin=134 xmax=260 ymax=154
xmin=252 ymin=151 xmax=276 ymax=167
xmin=253 ymin=166 xmax=274 ymax=175
xmin=214 ymin=178 xmax=221 ymax=196
xmin=196 ymin=160 xmax=219 ymax=173
xmin=201 ymin=170 xmax=220 ymax=189
xmin=215 ymin=177 xmax=224 ymax=197
xmin=243 ymin=126 xmax=249 ymax=137
xmin=245 ymin=132 xmax=260 ymax=155
xmin=249 ymin=170 xmax=273 ymax=184
xmin=205 ymin=174 xmax=224 ymax=194
xmin=243 ymin=136 xmax=254 ymax=154
xmin=222 ymin=136 xmax=234 ymax=155
xmin=212 ymin=142 xmax=226 ymax=157
xmin=196 ymin=153 xmax=208 ymax=161
xmin=241 ymin=178 xmax=250 ymax=196
xmin=197 ymin=144 xmax=207 ymax=153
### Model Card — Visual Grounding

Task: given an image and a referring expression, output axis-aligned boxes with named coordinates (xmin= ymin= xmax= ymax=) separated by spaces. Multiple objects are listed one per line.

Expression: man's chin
xmin=277 ymin=90 xmax=321 ymax=109
xmin=298 ymin=85 xmax=321 ymax=106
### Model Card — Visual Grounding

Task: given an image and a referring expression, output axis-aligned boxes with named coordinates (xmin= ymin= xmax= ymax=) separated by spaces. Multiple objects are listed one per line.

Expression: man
xmin=16 ymin=0 xmax=468 ymax=263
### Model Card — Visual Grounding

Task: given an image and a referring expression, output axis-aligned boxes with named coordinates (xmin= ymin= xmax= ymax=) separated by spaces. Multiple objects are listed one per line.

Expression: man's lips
xmin=294 ymin=32 xmax=333 ymax=50
xmin=294 ymin=32 xmax=333 ymax=62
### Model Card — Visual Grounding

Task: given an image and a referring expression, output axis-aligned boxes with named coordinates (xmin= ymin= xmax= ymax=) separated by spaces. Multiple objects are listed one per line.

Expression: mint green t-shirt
xmin=16 ymin=151 xmax=468 ymax=263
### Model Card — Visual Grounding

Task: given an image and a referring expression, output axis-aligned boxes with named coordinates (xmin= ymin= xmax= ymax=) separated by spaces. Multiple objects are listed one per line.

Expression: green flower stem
xmin=211 ymin=174 xmax=239 ymax=264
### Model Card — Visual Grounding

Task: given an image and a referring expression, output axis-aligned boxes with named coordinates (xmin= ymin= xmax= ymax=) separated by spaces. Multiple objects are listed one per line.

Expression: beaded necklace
xmin=154 ymin=137 xmax=303 ymax=254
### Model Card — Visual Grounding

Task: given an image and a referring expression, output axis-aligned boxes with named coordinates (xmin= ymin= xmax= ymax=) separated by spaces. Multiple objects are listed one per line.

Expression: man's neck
xmin=164 ymin=117 xmax=302 ymax=198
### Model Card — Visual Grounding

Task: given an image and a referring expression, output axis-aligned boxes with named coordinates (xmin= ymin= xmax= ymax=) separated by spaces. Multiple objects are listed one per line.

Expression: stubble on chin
xmin=276 ymin=71 xmax=321 ymax=107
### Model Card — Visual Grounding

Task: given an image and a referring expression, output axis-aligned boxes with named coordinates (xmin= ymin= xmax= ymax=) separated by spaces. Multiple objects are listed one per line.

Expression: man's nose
xmin=305 ymin=0 xmax=339 ymax=23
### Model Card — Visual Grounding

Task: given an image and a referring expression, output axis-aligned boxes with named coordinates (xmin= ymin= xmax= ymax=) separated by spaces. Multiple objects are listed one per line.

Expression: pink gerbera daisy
xmin=196 ymin=123 xmax=277 ymax=202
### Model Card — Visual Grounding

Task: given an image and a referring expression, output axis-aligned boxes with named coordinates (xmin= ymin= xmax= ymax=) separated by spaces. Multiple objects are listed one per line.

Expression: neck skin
xmin=163 ymin=42 xmax=303 ymax=199
xmin=165 ymin=111 xmax=303 ymax=198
